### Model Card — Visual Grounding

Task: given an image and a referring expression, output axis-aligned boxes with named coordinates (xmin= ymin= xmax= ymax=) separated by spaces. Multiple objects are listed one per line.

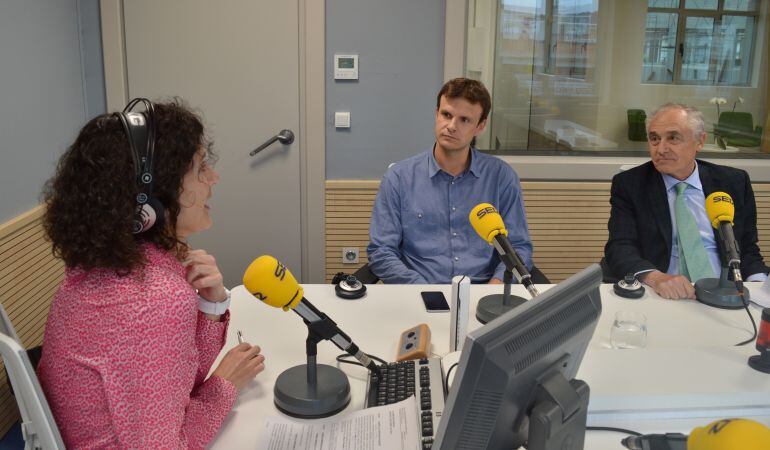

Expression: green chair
xmin=627 ymin=109 xmax=647 ymax=142
xmin=715 ymin=112 xmax=763 ymax=147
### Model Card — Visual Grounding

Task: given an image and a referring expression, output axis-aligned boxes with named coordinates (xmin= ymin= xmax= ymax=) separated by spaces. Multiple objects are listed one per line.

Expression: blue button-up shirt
xmin=662 ymin=163 xmax=767 ymax=281
xmin=367 ymin=148 xmax=533 ymax=284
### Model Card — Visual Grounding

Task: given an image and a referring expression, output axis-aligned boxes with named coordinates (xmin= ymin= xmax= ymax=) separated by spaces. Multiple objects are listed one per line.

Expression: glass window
xmin=724 ymin=0 xmax=758 ymax=12
xmin=643 ymin=13 xmax=678 ymax=83
xmin=684 ymin=0 xmax=718 ymax=10
xmin=465 ymin=0 xmax=768 ymax=157
xmin=545 ymin=0 xmax=597 ymax=78
xmin=680 ymin=16 xmax=715 ymax=83
xmin=649 ymin=0 xmax=679 ymax=8
xmin=715 ymin=15 xmax=755 ymax=85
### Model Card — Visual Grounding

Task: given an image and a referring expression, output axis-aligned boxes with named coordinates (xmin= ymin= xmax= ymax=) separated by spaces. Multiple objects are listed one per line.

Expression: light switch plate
xmin=335 ymin=111 xmax=351 ymax=128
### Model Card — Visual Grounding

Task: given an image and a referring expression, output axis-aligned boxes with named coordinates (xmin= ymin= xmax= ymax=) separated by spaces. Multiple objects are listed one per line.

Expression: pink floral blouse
xmin=37 ymin=244 xmax=238 ymax=449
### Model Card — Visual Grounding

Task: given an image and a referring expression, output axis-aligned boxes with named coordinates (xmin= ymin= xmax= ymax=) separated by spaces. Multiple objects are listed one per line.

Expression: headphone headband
xmin=115 ymin=98 xmax=163 ymax=234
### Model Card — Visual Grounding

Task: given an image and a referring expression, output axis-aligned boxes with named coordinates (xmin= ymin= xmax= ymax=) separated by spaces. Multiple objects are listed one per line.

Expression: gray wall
xmin=326 ymin=0 xmax=445 ymax=179
xmin=0 ymin=0 xmax=105 ymax=223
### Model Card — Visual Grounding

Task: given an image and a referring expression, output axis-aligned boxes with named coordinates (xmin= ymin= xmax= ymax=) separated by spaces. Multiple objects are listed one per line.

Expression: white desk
xmin=210 ymin=283 xmax=770 ymax=449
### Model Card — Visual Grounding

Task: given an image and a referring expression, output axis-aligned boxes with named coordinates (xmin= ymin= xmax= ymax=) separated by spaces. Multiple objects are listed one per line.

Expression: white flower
xmin=709 ymin=97 xmax=719 ymax=104
xmin=738 ymin=97 xmax=744 ymax=103
xmin=717 ymin=97 xmax=727 ymax=105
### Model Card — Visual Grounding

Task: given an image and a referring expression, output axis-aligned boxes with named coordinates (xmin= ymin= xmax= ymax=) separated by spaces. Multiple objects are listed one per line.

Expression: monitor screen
xmin=434 ymin=264 xmax=602 ymax=449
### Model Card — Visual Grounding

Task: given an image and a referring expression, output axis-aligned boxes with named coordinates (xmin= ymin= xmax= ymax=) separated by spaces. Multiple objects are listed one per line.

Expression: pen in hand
xmin=237 ymin=330 xmax=244 ymax=345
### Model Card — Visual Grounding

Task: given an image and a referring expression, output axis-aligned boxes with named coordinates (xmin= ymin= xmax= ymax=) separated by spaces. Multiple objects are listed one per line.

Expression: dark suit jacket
xmin=605 ymin=160 xmax=768 ymax=280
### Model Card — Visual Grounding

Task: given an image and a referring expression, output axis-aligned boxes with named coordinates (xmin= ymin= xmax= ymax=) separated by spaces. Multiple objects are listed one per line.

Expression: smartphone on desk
xmin=421 ymin=291 xmax=450 ymax=313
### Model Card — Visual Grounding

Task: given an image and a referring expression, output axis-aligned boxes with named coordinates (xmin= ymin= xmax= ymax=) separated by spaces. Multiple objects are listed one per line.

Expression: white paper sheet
xmin=751 ymin=278 xmax=770 ymax=308
xmin=257 ymin=396 xmax=421 ymax=450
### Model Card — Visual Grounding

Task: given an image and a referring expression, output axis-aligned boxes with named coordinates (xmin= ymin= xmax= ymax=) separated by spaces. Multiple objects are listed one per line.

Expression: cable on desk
xmin=336 ymin=353 xmax=388 ymax=368
xmin=735 ymin=293 xmax=758 ymax=347
xmin=443 ymin=362 xmax=459 ymax=396
xmin=586 ymin=426 xmax=642 ymax=436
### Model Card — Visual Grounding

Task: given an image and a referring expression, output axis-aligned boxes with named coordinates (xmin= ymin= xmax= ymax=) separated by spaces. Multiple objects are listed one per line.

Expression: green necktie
xmin=675 ymin=182 xmax=716 ymax=282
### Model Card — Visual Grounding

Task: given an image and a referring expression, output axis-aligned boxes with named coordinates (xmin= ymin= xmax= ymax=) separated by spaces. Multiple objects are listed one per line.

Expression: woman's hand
xmin=212 ymin=343 xmax=266 ymax=391
xmin=183 ymin=249 xmax=227 ymax=302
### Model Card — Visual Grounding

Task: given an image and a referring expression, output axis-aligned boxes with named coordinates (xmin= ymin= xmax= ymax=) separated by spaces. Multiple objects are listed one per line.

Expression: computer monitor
xmin=434 ymin=264 xmax=602 ymax=450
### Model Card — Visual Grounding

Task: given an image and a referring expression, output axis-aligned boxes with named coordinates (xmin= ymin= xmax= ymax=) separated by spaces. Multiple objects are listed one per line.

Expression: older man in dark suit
xmin=605 ymin=103 xmax=768 ymax=299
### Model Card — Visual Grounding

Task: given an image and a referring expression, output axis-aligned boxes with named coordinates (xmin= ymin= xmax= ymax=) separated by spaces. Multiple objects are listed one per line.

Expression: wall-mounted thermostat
xmin=334 ymin=54 xmax=358 ymax=80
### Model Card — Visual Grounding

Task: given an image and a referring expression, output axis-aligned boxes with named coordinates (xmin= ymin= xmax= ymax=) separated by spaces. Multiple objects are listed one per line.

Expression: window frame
xmin=646 ymin=0 xmax=759 ymax=86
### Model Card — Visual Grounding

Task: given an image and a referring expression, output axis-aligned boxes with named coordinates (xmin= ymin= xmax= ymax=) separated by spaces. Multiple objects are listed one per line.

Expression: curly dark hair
xmin=42 ymin=98 xmax=215 ymax=273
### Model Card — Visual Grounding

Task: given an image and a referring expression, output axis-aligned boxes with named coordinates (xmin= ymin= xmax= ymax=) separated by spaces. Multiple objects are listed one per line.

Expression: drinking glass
xmin=610 ymin=311 xmax=647 ymax=349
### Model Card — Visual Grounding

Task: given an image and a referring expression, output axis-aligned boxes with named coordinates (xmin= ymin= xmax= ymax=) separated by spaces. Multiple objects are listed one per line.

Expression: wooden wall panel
xmin=326 ymin=180 xmax=770 ymax=283
xmin=0 ymin=206 xmax=64 ymax=438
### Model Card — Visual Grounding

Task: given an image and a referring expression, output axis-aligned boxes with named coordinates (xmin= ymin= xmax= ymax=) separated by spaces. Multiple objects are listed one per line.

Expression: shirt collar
xmin=428 ymin=146 xmax=480 ymax=179
xmin=662 ymin=162 xmax=702 ymax=193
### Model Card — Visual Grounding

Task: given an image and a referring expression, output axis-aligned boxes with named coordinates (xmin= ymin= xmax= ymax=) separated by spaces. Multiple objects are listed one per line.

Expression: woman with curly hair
xmin=37 ymin=99 xmax=265 ymax=449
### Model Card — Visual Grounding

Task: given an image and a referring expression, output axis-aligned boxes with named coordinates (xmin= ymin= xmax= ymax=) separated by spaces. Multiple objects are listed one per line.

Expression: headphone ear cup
xmin=132 ymin=197 xmax=165 ymax=234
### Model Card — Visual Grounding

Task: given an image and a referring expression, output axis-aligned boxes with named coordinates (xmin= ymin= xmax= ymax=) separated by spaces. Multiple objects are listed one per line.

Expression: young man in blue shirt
xmin=367 ymin=78 xmax=533 ymax=284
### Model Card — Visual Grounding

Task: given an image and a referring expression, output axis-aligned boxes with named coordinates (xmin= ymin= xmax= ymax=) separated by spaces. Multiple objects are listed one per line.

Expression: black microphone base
xmin=694 ymin=277 xmax=750 ymax=310
xmin=274 ymin=364 xmax=351 ymax=418
xmin=476 ymin=293 xmax=527 ymax=324
xmin=748 ymin=354 xmax=770 ymax=374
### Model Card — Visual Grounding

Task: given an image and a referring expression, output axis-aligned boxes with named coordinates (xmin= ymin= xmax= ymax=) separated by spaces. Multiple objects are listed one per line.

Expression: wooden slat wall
xmin=326 ymin=180 xmax=770 ymax=283
xmin=0 ymin=206 xmax=64 ymax=438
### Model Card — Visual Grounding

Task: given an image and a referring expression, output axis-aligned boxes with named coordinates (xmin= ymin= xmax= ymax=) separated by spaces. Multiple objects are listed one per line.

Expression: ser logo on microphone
xmin=274 ymin=261 xmax=287 ymax=281
xmin=476 ymin=205 xmax=498 ymax=219
xmin=711 ymin=195 xmax=733 ymax=205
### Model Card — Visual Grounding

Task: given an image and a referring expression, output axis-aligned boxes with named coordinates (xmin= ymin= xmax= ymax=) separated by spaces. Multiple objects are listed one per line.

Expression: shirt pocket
xmin=402 ymin=209 xmax=443 ymax=257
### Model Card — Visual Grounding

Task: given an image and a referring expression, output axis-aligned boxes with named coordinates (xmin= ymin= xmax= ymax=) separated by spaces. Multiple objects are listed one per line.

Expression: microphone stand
xmin=694 ymin=264 xmax=750 ymax=309
xmin=273 ymin=315 xmax=351 ymax=418
xmin=476 ymin=269 xmax=530 ymax=324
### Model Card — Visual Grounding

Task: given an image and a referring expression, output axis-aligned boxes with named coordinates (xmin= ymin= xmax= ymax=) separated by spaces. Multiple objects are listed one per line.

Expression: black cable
xmin=335 ymin=353 xmax=388 ymax=368
xmin=735 ymin=288 xmax=758 ymax=347
xmin=443 ymin=362 xmax=459 ymax=395
xmin=586 ymin=426 xmax=642 ymax=436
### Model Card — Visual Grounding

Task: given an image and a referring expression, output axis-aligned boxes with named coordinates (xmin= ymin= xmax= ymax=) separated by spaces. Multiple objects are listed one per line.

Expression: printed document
xmin=257 ymin=396 xmax=420 ymax=450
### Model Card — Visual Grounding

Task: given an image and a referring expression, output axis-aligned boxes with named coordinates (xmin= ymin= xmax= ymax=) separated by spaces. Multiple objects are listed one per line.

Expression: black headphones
xmin=331 ymin=273 xmax=367 ymax=300
xmin=115 ymin=98 xmax=164 ymax=234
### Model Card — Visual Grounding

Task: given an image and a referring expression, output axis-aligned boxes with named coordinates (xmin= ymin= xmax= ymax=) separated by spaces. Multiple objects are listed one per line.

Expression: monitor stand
xmin=527 ymin=365 xmax=590 ymax=450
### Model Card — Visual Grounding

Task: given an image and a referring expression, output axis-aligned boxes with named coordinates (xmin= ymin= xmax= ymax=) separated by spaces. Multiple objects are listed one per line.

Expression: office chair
xmin=352 ymin=263 xmax=380 ymax=284
xmin=715 ymin=112 xmax=762 ymax=147
xmin=529 ymin=265 xmax=551 ymax=284
xmin=0 ymin=304 xmax=64 ymax=450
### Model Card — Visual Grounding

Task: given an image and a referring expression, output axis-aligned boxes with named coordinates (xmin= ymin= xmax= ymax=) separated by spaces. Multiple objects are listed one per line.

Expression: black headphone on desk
xmin=115 ymin=98 xmax=164 ymax=234
xmin=613 ymin=273 xmax=645 ymax=299
xmin=331 ymin=272 xmax=367 ymax=299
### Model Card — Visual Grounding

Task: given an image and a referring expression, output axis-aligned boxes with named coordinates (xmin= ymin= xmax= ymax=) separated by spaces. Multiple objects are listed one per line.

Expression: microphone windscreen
xmin=243 ymin=255 xmax=304 ymax=311
xmin=469 ymin=203 xmax=508 ymax=243
xmin=688 ymin=418 xmax=770 ymax=450
xmin=705 ymin=192 xmax=735 ymax=228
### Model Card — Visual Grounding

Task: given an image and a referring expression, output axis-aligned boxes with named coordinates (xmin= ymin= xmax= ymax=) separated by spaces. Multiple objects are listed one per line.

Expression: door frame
xmin=99 ymin=0 xmax=326 ymax=282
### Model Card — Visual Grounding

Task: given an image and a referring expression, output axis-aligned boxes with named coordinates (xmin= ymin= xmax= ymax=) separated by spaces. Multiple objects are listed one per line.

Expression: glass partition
xmin=466 ymin=0 xmax=769 ymax=157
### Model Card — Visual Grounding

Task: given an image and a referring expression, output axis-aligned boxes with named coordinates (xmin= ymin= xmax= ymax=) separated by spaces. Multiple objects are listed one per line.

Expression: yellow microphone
xmin=243 ymin=255 xmax=379 ymax=375
xmin=468 ymin=203 xmax=538 ymax=297
xmin=688 ymin=418 xmax=770 ymax=450
xmin=705 ymin=192 xmax=734 ymax=228
xmin=469 ymin=203 xmax=508 ymax=243
xmin=704 ymin=192 xmax=742 ymax=287
xmin=243 ymin=255 xmax=303 ymax=311
xmin=622 ymin=418 xmax=770 ymax=449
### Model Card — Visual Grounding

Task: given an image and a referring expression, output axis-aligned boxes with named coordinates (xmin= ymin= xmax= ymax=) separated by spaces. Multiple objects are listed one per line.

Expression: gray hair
xmin=647 ymin=103 xmax=707 ymax=140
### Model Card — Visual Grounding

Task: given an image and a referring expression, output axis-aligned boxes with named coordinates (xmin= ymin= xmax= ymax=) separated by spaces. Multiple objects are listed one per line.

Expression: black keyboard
xmin=364 ymin=358 xmax=444 ymax=449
